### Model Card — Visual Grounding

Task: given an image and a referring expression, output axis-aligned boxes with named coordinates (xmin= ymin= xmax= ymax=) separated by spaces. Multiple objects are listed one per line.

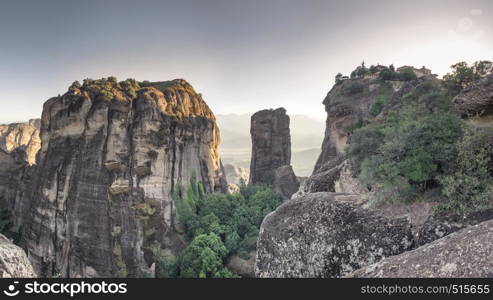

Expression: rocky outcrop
xmin=305 ymin=74 xmax=435 ymax=193
xmin=417 ymin=209 xmax=493 ymax=246
xmin=453 ymin=74 xmax=493 ymax=117
xmin=272 ymin=165 xmax=299 ymax=200
xmin=0 ymin=119 xmax=41 ymax=165
xmin=223 ymin=163 xmax=249 ymax=185
xmin=350 ymin=219 xmax=493 ymax=278
xmin=249 ymin=108 xmax=291 ymax=186
xmin=0 ymin=149 xmax=32 ymax=231
xmin=255 ymin=192 xmax=414 ymax=278
xmin=17 ymin=78 xmax=227 ymax=278
xmin=0 ymin=234 xmax=36 ymax=278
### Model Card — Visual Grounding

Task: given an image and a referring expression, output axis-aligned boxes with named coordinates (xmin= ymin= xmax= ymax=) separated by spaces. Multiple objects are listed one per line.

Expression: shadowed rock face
xmin=0 ymin=234 xmax=36 ymax=278
xmin=17 ymin=78 xmax=227 ymax=278
xmin=255 ymin=192 xmax=414 ymax=278
xmin=0 ymin=149 xmax=32 ymax=231
xmin=0 ymin=119 xmax=41 ymax=165
xmin=417 ymin=209 xmax=493 ymax=246
xmin=249 ymin=108 xmax=291 ymax=186
xmin=453 ymin=74 xmax=493 ymax=117
xmin=272 ymin=165 xmax=299 ymax=200
xmin=350 ymin=219 xmax=493 ymax=278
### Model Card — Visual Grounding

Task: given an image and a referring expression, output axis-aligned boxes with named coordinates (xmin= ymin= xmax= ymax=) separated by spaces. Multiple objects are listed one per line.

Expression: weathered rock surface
xmin=249 ymin=108 xmax=291 ymax=186
xmin=272 ymin=165 xmax=299 ymax=200
xmin=417 ymin=209 xmax=493 ymax=246
xmin=350 ymin=219 xmax=493 ymax=278
xmin=255 ymin=192 xmax=414 ymax=278
xmin=0 ymin=119 xmax=41 ymax=165
xmin=453 ymin=74 xmax=493 ymax=117
xmin=0 ymin=234 xmax=36 ymax=278
xmin=17 ymin=78 xmax=227 ymax=278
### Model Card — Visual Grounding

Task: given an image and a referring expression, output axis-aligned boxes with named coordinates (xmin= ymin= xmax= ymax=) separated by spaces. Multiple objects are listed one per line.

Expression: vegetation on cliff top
xmin=64 ymin=77 xmax=214 ymax=120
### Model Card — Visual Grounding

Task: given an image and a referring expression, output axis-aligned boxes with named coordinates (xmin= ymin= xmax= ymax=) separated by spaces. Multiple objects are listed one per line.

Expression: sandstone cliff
xmin=0 ymin=119 xmax=41 ymax=165
xmin=249 ymin=108 xmax=291 ymax=185
xmin=17 ymin=78 xmax=227 ymax=278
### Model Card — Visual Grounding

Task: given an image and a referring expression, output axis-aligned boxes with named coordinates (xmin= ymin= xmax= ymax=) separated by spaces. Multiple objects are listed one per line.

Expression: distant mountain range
xmin=216 ymin=113 xmax=324 ymax=177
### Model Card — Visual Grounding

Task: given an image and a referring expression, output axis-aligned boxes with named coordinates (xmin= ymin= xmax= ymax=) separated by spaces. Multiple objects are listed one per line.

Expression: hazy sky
xmin=1 ymin=0 xmax=492 ymax=123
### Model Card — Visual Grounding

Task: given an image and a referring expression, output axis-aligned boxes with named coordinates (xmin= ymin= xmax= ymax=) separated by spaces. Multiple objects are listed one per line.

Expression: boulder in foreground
xmin=350 ymin=219 xmax=493 ymax=278
xmin=255 ymin=192 xmax=414 ymax=278
xmin=0 ymin=234 xmax=36 ymax=278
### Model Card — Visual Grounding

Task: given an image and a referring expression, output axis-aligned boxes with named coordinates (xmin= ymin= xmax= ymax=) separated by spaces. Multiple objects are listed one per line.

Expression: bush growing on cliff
xmin=443 ymin=60 xmax=493 ymax=94
xmin=397 ymin=67 xmax=418 ymax=81
xmin=437 ymin=127 xmax=493 ymax=213
xmin=347 ymin=104 xmax=463 ymax=200
xmin=369 ymin=83 xmax=393 ymax=116
xmin=346 ymin=81 xmax=365 ymax=95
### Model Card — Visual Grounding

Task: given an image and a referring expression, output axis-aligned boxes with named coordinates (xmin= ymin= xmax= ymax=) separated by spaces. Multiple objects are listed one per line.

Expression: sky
xmin=0 ymin=0 xmax=492 ymax=123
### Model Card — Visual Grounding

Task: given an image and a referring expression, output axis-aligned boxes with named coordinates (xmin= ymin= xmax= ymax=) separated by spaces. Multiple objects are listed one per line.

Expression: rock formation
xmin=249 ymin=108 xmax=291 ymax=185
xmin=417 ymin=209 xmax=493 ymax=246
xmin=249 ymin=108 xmax=299 ymax=199
xmin=0 ymin=234 xmax=36 ymax=278
xmin=255 ymin=192 xmax=414 ymax=278
xmin=304 ymin=74 xmax=435 ymax=193
xmin=223 ymin=163 xmax=249 ymax=185
xmin=272 ymin=165 xmax=300 ymax=200
xmin=0 ymin=119 xmax=41 ymax=165
xmin=453 ymin=74 xmax=493 ymax=117
xmin=350 ymin=219 xmax=493 ymax=277
xmin=16 ymin=78 xmax=227 ymax=278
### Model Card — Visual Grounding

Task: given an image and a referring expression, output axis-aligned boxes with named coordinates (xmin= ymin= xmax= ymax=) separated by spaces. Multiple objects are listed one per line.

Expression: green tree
xmin=179 ymin=233 xmax=232 ymax=278
xmin=443 ymin=60 xmax=492 ymax=94
xmin=346 ymin=124 xmax=385 ymax=175
xmin=438 ymin=127 xmax=493 ymax=213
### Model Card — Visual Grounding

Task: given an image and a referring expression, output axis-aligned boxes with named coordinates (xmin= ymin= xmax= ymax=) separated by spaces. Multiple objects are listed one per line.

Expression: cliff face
xmin=305 ymin=77 xmax=433 ymax=193
xmin=249 ymin=108 xmax=291 ymax=185
xmin=18 ymin=78 xmax=227 ymax=278
xmin=0 ymin=119 xmax=41 ymax=165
